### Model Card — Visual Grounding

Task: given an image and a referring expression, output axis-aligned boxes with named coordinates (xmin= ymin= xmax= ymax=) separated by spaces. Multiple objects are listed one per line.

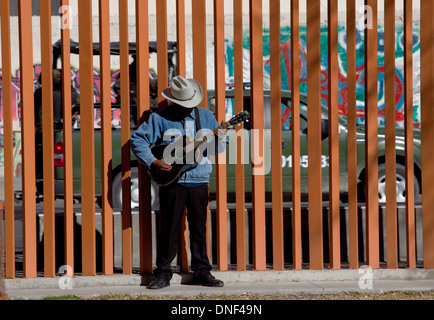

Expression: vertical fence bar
xmin=0 ymin=0 xmax=15 ymax=278
xmin=99 ymin=0 xmax=114 ymax=275
xmin=384 ymin=0 xmax=398 ymax=269
xmin=403 ymin=0 xmax=416 ymax=269
xmin=192 ymin=0 xmax=208 ymax=108
xmin=270 ymin=0 xmax=284 ymax=270
xmin=327 ymin=0 xmax=340 ymax=270
xmin=307 ymin=0 xmax=323 ymax=270
xmin=291 ymin=0 xmax=302 ymax=270
xmin=176 ymin=0 xmax=186 ymax=78
xmin=192 ymin=0 xmax=211 ymax=257
xmin=250 ymin=0 xmax=266 ymax=270
xmin=157 ymin=0 xmax=169 ymax=108
xmin=178 ymin=209 xmax=189 ymax=272
xmin=214 ymin=0 xmax=228 ymax=271
xmin=176 ymin=0 xmax=190 ymax=273
xmin=233 ymin=0 xmax=246 ymax=271
xmin=18 ymin=0 xmax=37 ymax=278
xmin=119 ymin=0 xmax=132 ymax=275
xmin=78 ymin=0 xmax=96 ymax=276
xmin=40 ymin=0 xmax=56 ymax=277
xmin=136 ymin=0 xmax=153 ymax=275
xmin=420 ymin=0 xmax=434 ymax=269
xmin=364 ymin=0 xmax=379 ymax=269
xmin=60 ymin=0 xmax=74 ymax=274
xmin=346 ymin=0 xmax=358 ymax=269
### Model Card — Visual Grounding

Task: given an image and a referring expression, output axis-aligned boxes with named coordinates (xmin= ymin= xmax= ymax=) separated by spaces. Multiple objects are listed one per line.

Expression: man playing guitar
xmin=131 ymin=76 xmax=227 ymax=289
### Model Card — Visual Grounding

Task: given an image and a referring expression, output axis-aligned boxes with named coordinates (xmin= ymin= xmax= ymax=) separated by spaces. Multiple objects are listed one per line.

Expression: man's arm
xmin=208 ymin=116 xmax=228 ymax=156
xmin=130 ymin=114 xmax=160 ymax=168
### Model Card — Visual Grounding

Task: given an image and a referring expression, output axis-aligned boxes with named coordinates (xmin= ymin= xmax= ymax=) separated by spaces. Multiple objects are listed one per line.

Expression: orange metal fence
xmin=0 ymin=0 xmax=433 ymax=280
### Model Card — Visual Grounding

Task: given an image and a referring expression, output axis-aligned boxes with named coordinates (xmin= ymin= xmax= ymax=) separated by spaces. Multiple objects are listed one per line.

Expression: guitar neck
xmin=193 ymin=121 xmax=229 ymax=149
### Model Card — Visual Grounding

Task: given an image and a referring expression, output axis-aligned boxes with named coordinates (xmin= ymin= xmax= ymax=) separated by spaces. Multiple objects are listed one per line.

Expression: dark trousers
xmin=155 ymin=183 xmax=212 ymax=280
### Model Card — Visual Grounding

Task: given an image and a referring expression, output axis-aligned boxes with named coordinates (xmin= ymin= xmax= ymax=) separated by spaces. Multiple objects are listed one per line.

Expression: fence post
xmin=346 ymin=0 xmax=359 ymax=270
xmin=307 ymin=0 xmax=323 ymax=270
xmin=18 ymin=0 xmax=38 ymax=278
xmin=364 ymin=0 xmax=380 ymax=269
xmin=60 ymin=0 xmax=75 ymax=275
xmin=270 ymin=0 xmax=284 ymax=271
xmin=40 ymin=0 xmax=56 ymax=278
xmin=214 ymin=0 xmax=228 ymax=271
xmin=291 ymin=0 xmax=302 ymax=271
xmin=99 ymin=0 xmax=114 ymax=276
xmin=119 ymin=0 xmax=132 ymax=275
xmin=0 ymin=0 xmax=15 ymax=279
xmin=250 ymin=0 xmax=266 ymax=271
xmin=403 ymin=0 xmax=416 ymax=269
xmin=0 ymin=201 xmax=8 ymax=300
xmin=233 ymin=0 xmax=246 ymax=272
xmin=328 ymin=0 xmax=341 ymax=270
xmin=384 ymin=0 xmax=398 ymax=269
xmin=78 ymin=0 xmax=96 ymax=276
xmin=420 ymin=0 xmax=434 ymax=268
xmin=135 ymin=0 xmax=154 ymax=275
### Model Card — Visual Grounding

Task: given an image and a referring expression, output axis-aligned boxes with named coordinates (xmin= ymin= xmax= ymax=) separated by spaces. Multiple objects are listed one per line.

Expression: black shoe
xmin=194 ymin=275 xmax=224 ymax=287
xmin=147 ymin=276 xmax=170 ymax=289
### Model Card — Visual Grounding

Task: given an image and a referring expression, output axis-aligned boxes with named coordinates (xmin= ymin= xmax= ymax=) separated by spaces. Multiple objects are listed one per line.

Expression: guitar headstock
xmin=228 ymin=110 xmax=250 ymax=126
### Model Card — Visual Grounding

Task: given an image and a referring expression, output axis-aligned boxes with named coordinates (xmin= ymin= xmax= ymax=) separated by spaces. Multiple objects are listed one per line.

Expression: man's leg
xmin=186 ymin=184 xmax=223 ymax=287
xmin=185 ymin=184 xmax=211 ymax=275
xmin=152 ymin=183 xmax=187 ymax=286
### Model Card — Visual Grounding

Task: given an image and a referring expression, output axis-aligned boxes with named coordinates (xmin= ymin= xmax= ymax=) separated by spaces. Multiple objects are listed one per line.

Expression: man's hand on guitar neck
xmin=151 ymin=159 xmax=173 ymax=172
xmin=215 ymin=120 xmax=228 ymax=140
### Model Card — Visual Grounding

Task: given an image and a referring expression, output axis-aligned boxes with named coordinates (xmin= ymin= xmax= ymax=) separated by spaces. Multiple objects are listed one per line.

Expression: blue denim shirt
xmin=130 ymin=105 xmax=227 ymax=184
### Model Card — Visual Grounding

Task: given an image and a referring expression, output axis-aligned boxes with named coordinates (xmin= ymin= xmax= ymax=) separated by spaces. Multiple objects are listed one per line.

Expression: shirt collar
xmin=171 ymin=105 xmax=196 ymax=120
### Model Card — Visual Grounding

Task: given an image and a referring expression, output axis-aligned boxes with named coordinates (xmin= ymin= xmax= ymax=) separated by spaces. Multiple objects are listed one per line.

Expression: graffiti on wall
xmin=0 ymin=131 xmax=21 ymax=177
xmin=0 ymin=64 xmax=128 ymax=133
xmin=224 ymin=24 xmax=421 ymax=129
xmin=0 ymin=24 xmax=423 ymax=173
xmin=0 ymin=65 xmax=127 ymax=175
xmin=0 ymin=24 xmax=422 ymax=131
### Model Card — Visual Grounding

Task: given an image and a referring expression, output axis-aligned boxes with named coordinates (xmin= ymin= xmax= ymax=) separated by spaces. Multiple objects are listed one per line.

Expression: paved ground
xmin=4 ymin=269 xmax=434 ymax=300
xmin=2 ymin=175 xmax=433 ymax=305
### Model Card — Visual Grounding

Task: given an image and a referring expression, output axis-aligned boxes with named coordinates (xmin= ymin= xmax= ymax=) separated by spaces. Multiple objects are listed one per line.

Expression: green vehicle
xmin=207 ymin=90 xmax=422 ymax=205
xmin=48 ymin=40 xmax=422 ymax=209
xmin=51 ymin=88 xmax=422 ymax=210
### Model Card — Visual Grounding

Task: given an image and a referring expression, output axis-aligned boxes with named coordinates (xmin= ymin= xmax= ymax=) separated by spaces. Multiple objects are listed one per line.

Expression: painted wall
xmin=0 ymin=11 xmax=422 ymax=174
xmin=0 ymin=24 xmax=421 ymax=130
xmin=223 ymin=24 xmax=421 ymax=129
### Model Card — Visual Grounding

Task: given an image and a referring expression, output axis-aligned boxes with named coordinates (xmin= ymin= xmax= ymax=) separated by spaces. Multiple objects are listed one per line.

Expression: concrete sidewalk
xmin=4 ymin=269 xmax=434 ymax=300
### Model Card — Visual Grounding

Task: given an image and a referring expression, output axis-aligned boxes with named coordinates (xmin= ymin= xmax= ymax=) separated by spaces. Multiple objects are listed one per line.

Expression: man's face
xmin=174 ymin=104 xmax=193 ymax=118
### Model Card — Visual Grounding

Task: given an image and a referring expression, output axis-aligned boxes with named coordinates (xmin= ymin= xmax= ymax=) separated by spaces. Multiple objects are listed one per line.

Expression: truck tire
xmin=112 ymin=166 xmax=159 ymax=211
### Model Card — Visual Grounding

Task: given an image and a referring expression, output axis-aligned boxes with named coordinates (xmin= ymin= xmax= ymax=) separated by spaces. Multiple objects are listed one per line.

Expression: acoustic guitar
xmin=148 ymin=110 xmax=250 ymax=186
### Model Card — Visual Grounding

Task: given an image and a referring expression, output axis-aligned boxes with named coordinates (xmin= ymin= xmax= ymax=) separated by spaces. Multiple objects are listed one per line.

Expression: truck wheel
xmin=377 ymin=163 xmax=420 ymax=204
xmin=112 ymin=167 xmax=159 ymax=211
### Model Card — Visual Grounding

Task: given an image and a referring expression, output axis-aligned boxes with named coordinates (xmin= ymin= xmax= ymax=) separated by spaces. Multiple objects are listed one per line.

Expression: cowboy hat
xmin=162 ymin=76 xmax=203 ymax=108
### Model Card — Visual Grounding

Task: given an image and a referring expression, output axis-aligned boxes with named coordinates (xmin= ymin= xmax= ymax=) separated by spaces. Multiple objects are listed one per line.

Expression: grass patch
xmin=84 ymin=290 xmax=434 ymax=301
xmin=19 ymin=290 xmax=434 ymax=301
xmin=42 ymin=295 xmax=84 ymax=300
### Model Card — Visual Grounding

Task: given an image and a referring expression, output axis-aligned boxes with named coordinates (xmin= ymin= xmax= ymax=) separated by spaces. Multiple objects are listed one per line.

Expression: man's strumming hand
xmin=151 ymin=160 xmax=173 ymax=172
